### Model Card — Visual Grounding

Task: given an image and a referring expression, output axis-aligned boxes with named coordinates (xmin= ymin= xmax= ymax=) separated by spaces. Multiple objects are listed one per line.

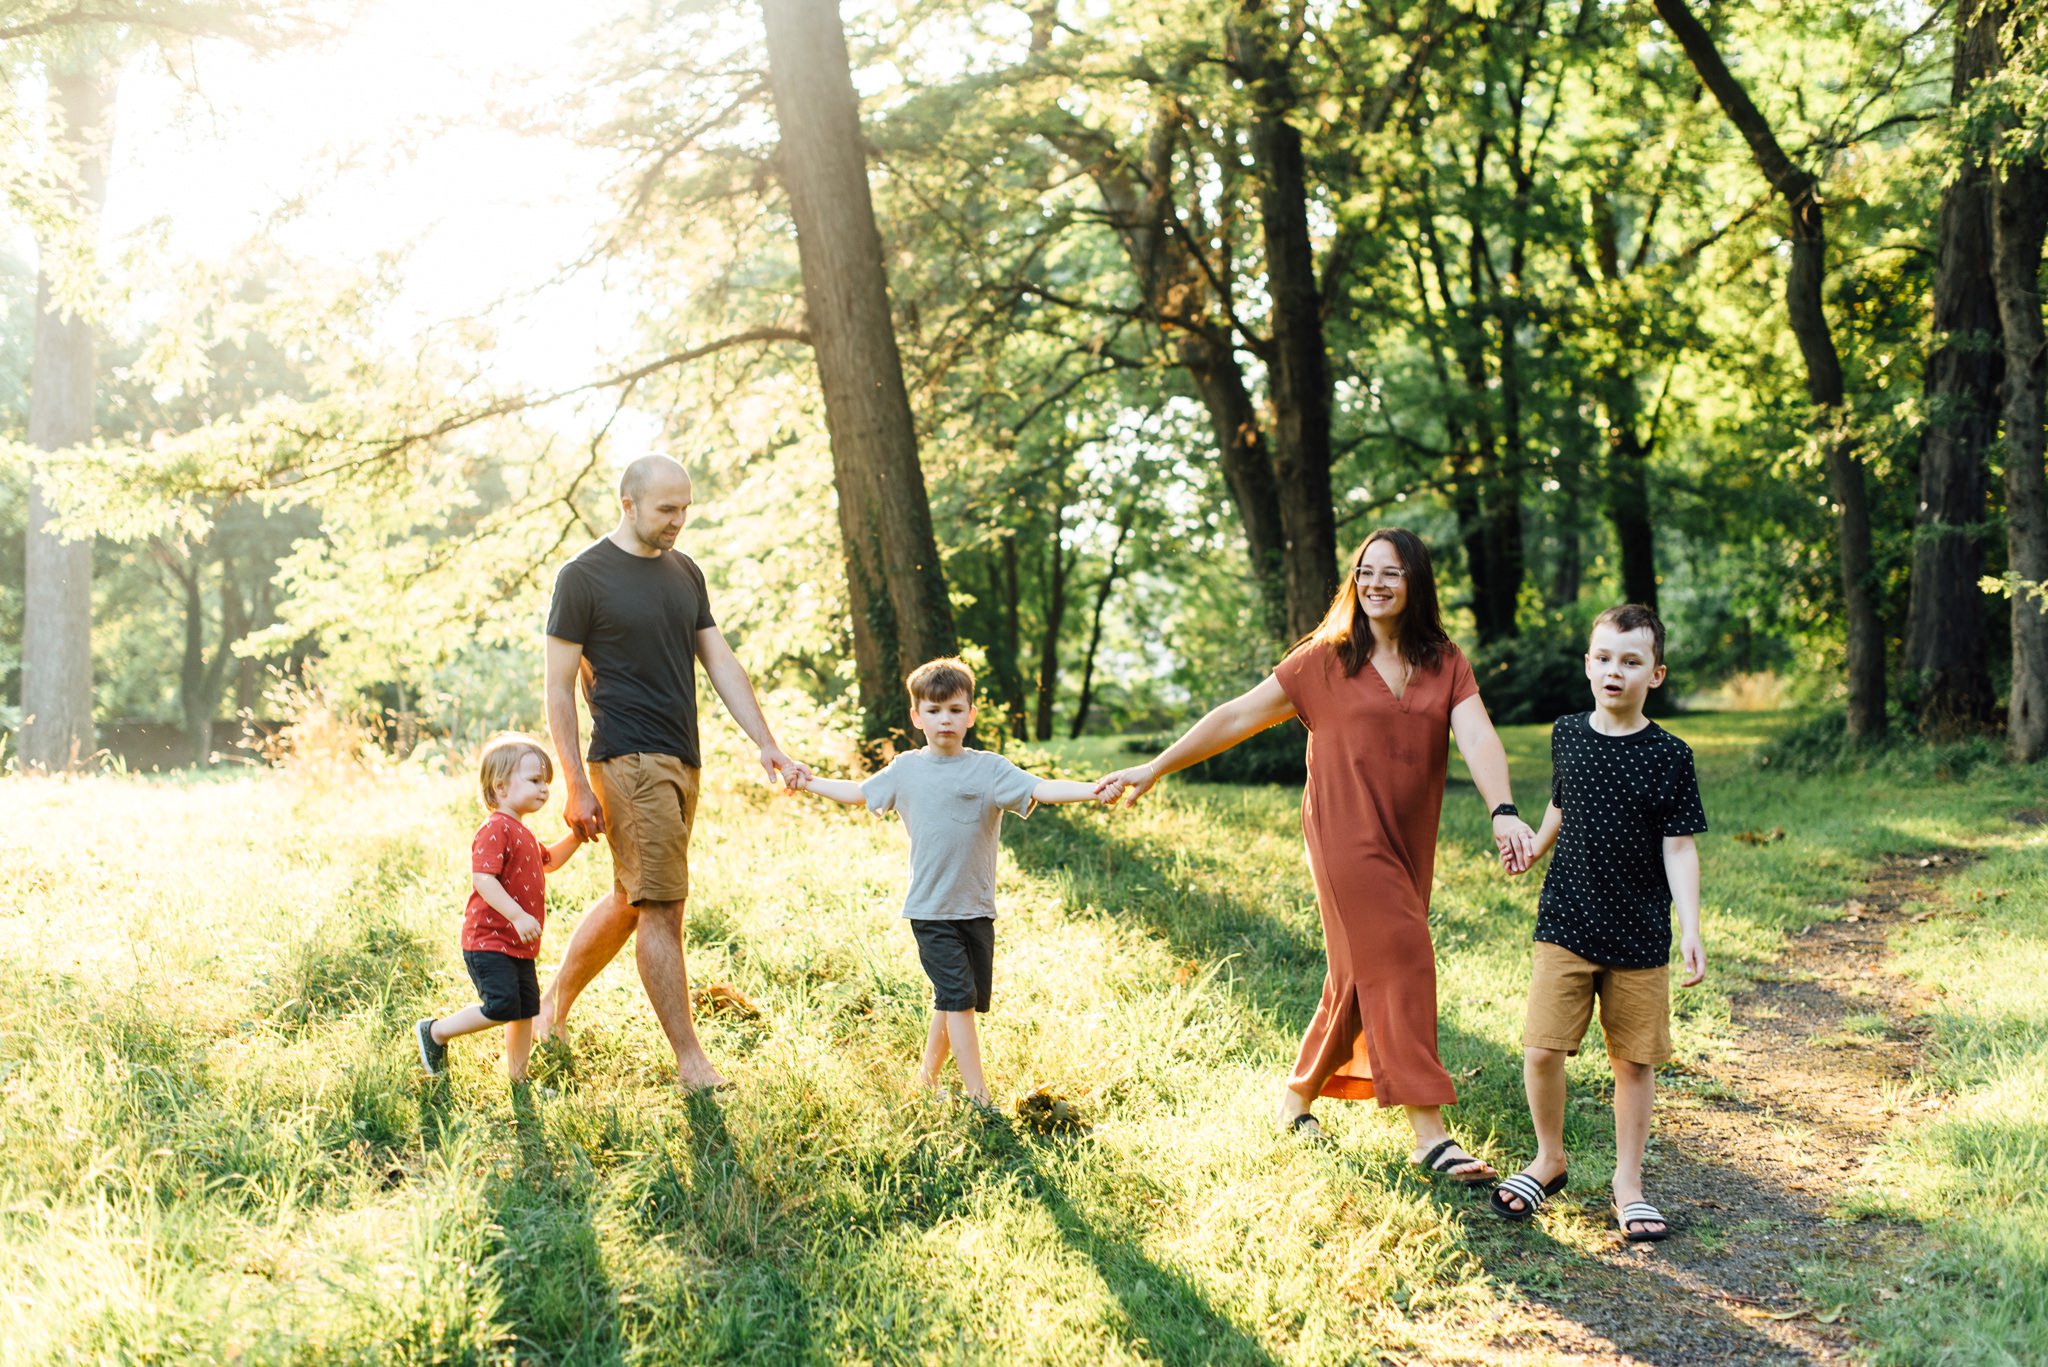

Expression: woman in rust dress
xmin=1097 ymin=529 xmax=1536 ymax=1180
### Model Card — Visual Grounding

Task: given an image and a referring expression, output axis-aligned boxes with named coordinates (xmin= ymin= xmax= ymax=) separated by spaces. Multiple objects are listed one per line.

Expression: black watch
xmin=1491 ymin=802 xmax=1519 ymax=819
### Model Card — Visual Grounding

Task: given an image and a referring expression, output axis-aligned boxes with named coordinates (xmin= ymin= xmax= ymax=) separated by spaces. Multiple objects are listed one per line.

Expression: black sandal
xmin=1287 ymin=1112 xmax=1327 ymax=1140
xmin=1415 ymin=1138 xmax=1494 ymax=1185
xmin=1491 ymin=1169 xmax=1568 ymax=1220
xmin=1615 ymin=1200 xmax=1671 ymax=1242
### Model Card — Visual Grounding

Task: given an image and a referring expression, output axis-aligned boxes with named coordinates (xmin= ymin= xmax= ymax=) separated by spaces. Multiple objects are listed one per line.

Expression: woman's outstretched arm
xmin=1094 ymin=673 xmax=1297 ymax=807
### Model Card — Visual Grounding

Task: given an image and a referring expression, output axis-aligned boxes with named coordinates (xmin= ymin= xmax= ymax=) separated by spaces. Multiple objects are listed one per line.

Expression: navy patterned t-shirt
xmin=1536 ymin=712 xmax=1708 ymax=968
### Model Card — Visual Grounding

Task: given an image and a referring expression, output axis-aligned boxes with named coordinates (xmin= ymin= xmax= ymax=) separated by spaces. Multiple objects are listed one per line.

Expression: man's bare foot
xmin=677 ymin=1061 xmax=731 ymax=1093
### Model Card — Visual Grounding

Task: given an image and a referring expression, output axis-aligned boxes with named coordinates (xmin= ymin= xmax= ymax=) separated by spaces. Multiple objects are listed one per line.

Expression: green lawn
xmin=0 ymin=712 xmax=2042 ymax=1364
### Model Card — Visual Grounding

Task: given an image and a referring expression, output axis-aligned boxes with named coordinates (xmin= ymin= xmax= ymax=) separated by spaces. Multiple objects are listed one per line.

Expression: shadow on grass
xmin=490 ymin=1085 xmax=625 ymax=1361
xmin=977 ymin=1119 xmax=1283 ymax=1367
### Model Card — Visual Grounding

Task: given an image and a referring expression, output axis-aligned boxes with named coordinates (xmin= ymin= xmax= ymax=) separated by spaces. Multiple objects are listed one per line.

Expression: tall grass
xmin=0 ymin=713 xmax=2042 ymax=1363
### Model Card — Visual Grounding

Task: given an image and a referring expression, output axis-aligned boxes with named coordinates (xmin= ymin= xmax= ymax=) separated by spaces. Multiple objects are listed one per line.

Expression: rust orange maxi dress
xmin=1271 ymin=639 xmax=1479 ymax=1107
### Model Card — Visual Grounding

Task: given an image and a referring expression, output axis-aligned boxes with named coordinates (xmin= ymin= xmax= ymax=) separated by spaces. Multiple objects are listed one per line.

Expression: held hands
xmin=1679 ymin=932 xmax=1707 ymax=987
xmin=760 ymin=744 xmax=813 ymax=789
xmin=565 ymin=783 xmax=605 ymax=842
xmin=1493 ymin=813 xmax=1538 ymax=875
xmin=1091 ymin=763 xmax=1159 ymax=809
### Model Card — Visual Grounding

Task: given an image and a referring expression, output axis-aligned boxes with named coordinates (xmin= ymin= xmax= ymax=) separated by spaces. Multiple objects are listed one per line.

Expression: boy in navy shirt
xmin=1493 ymin=604 xmax=1706 ymax=1241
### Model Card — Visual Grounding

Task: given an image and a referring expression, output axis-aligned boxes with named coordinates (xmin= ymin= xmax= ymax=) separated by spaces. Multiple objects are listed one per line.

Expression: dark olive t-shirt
xmin=545 ymin=539 xmax=716 ymax=766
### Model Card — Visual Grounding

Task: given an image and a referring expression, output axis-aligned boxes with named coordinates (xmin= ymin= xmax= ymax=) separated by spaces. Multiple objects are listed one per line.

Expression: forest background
xmin=5 ymin=0 xmax=2048 ymax=770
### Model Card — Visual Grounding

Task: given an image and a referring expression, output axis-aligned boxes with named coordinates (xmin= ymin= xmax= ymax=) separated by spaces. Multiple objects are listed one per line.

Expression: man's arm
xmin=1664 ymin=833 xmax=1705 ymax=986
xmin=695 ymin=625 xmax=813 ymax=787
xmin=545 ymin=635 xmax=604 ymax=840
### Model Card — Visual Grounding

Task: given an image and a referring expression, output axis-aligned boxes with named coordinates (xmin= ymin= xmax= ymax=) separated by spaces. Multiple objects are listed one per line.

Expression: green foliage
xmin=1125 ymin=719 xmax=1308 ymax=785
xmin=1466 ymin=631 xmax=1592 ymax=727
xmin=1756 ymin=710 xmax=2008 ymax=782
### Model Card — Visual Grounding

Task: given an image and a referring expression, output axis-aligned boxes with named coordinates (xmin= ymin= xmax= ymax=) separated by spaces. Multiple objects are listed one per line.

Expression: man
xmin=538 ymin=454 xmax=808 ymax=1090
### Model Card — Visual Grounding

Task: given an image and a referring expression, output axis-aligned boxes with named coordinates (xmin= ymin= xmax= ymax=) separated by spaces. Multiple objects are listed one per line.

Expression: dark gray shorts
xmin=911 ymin=917 xmax=994 ymax=1013
xmin=463 ymin=950 xmax=540 ymax=1022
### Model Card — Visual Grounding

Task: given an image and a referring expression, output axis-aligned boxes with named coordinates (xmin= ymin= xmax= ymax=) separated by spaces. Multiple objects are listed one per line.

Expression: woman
xmin=1096 ymin=529 xmax=1536 ymax=1181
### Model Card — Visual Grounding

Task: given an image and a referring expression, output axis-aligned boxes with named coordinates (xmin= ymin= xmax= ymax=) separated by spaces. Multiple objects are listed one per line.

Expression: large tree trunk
xmin=1604 ymin=383 xmax=1658 ymax=609
xmin=19 ymin=64 xmax=113 ymax=773
xmin=1653 ymin=0 xmax=1885 ymax=737
xmin=984 ymin=537 xmax=1029 ymax=736
xmin=1991 ymin=73 xmax=2048 ymax=757
xmin=1905 ymin=0 xmax=2001 ymax=736
xmin=762 ymin=0 xmax=956 ymax=759
xmin=1229 ymin=2 xmax=1338 ymax=636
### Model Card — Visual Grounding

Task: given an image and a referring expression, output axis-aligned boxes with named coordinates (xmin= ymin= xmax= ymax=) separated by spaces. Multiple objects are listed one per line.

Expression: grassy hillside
xmin=0 ymin=713 xmax=2041 ymax=1364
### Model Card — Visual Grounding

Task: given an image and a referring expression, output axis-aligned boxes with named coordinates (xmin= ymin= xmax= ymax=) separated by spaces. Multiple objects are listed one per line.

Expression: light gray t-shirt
xmin=862 ymin=747 xmax=1040 ymax=920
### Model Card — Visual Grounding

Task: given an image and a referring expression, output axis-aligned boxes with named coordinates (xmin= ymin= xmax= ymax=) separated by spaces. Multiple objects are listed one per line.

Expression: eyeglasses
xmin=1353 ymin=567 xmax=1406 ymax=586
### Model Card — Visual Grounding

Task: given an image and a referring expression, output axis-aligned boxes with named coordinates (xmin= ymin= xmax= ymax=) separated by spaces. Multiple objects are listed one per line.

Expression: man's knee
xmin=636 ymin=898 xmax=685 ymax=926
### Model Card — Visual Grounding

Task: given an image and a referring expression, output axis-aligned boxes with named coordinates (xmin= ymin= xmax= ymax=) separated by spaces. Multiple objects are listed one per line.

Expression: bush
xmin=1466 ymin=633 xmax=1593 ymax=726
xmin=1124 ymin=720 xmax=1307 ymax=785
xmin=1757 ymin=710 xmax=2007 ymax=782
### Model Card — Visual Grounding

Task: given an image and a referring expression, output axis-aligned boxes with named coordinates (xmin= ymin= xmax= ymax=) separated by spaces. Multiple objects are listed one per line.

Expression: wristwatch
xmin=1491 ymin=802 xmax=1519 ymax=818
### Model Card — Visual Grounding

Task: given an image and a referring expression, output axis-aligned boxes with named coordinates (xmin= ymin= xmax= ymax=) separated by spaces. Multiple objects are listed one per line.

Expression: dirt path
xmin=1444 ymin=851 xmax=1962 ymax=1367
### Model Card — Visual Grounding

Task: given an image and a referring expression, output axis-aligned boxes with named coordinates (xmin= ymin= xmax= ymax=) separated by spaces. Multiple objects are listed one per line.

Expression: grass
xmin=0 ymin=712 xmax=2043 ymax=1364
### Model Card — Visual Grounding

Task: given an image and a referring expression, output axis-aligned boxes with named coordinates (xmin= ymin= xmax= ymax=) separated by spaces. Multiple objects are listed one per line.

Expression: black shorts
xmin=463 ymin=950 xmax=540 ymax=1022
xmin=911 ymin=917 xmax=994 ymax=1013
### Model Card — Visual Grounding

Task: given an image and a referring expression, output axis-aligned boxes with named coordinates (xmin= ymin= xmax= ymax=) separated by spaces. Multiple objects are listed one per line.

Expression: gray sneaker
xmin=415 ymin=1019 xmax=447 ymax=1076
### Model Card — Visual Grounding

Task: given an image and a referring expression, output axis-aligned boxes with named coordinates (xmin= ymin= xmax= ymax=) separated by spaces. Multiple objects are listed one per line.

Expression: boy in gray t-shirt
xmin=797 ymin=657 xmax=1103 ymax=1104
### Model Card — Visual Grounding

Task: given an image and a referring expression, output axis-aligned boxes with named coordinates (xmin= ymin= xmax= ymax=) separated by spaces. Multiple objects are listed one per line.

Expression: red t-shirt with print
xmin=464 ymin=811 xmax=547 ymax=959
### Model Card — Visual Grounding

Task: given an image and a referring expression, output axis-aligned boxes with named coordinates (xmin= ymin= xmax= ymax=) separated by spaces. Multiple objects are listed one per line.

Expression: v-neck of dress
xmin=1367 ymin=651 xmax=1411 ymax=706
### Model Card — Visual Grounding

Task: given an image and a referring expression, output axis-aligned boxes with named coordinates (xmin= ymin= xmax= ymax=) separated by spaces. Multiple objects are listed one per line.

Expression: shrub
xmin=1124 ymin=720 xmax=1307 ymax=785
xmin=1466 ymin=633 xmax=1592 ymax=725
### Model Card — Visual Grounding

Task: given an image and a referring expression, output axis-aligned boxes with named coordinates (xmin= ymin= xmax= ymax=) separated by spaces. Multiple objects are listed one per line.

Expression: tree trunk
xmin=1070 ymin=501 xmax=1137 ymax=739
xmin=984 ymin=538 xmax=1029 ymax=737
xmin=1992 ymin=126 xmax=2048 ymax=757
xmin=1905 ymin=0 xmax=2001 ymax=737
xmin=762 ymin=0 xmax=956 ymax=761
xmin=1034 ymin=504 xmax=1069 ymax=742
xmin=1652 ymin=0 xmax=1885 ymax=737
xmin=1229 ymin=2 xmax=1338 ymax=637
xmin=19 ymin=63 xmax=113 ymax=773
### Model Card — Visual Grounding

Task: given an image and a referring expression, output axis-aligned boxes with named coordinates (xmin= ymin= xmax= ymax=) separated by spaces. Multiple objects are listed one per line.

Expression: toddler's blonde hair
xmin=478 ymin=732 xmax=552 ymax=810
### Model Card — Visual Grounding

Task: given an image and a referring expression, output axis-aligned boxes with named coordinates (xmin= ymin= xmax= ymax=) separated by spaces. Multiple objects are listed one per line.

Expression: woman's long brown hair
xmin=1290 ymin=528 xmax=1451 ymax=677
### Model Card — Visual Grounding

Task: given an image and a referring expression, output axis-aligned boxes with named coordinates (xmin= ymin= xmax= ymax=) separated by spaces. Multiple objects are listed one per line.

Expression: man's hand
xmin=760 ymin=745 xmax=813 ymax=789
xmin=566 ymin=782 xmax=605 ymax=841
xmin=1093 ymin=763 xmax=1159 ymax=809
xmin=1679 ymin=932 xmax=1706 ymax=987
xmin=510 ymin=911 xmax=543 ymax=945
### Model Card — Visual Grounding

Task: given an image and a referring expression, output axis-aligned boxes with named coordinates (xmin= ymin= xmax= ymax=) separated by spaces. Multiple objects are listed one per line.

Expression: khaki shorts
xmin=1523 ymin=941 xmax=1671 ymax=1064
xmin=590 ymin=753 xmax=700 ymax=906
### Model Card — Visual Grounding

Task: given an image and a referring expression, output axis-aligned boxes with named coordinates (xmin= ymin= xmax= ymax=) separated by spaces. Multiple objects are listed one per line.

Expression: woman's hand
xmin=1493 ymin=813 xmax=1537 ymax=874
xmin=1093 ymin=762 xmax=1159 ymax=808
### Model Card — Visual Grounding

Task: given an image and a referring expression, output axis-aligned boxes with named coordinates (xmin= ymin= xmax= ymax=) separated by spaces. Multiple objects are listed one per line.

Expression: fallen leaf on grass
xmin=1757 ymin=1304 xmax=1813 ymax=1321
xmin=1918 ymin=854 xmax=1954 ymax=868
xmin=1732 ymin=827 xmax=1787 ymax=845
xmin=1014 ymin=1083 xmax=1091 ymax=1134
xmin=1172 ymin=959 xmax=1201 ymax=985
xmin=693 ymin=983 xmax=763 ymax=1020
xmin=1911 ymin=910 xmax=1939 ymax=923
xmin=1815 ymin=1304 xmax=1848 ymax=1324
xmin=1457 ymin=1065 xmax=1483 ymax=1080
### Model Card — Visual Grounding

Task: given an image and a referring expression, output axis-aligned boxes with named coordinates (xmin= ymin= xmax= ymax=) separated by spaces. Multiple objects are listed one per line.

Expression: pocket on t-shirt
xmin=944 ymin=791 xmax=983 ymax=824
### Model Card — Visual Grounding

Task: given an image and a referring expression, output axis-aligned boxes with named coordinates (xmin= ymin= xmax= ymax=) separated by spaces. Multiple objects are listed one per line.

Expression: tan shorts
xmin=1523 ymin=941 xmax=1671 ymax=1064
xmin=590 ymin=753 xmax=700 ymax=906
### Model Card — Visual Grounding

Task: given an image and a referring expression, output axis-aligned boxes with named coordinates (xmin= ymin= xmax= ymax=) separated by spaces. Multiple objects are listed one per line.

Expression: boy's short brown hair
xmin=478 ymin=732 xmax=551 ymax=810
xmin=905 ymin=656 xmax=976 ymax=706
xmin=1591 ymin=603 xmax=1666 ymax=665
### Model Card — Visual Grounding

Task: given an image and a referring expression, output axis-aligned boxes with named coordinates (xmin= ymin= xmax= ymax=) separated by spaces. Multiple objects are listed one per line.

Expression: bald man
xmin=539 ymin=455 xmax=810 ymax=1089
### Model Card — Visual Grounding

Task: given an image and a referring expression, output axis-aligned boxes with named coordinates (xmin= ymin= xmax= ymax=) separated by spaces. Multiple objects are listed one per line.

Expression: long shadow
xmin=976 ymin=1118 xmax=1283 ymax=1366
xmin=488 ymin=1085 xmax=624 ymax=1363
